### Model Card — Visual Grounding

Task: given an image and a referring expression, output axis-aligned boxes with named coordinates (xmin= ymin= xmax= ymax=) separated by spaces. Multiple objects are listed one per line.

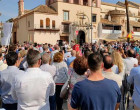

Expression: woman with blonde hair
xmin=112 ymin=51 xmax=125 ymax=78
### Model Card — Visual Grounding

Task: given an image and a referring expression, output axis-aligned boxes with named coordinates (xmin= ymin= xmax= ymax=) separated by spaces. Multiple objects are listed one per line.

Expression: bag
xmin=60 ymin=76 xmax=71 ymax=99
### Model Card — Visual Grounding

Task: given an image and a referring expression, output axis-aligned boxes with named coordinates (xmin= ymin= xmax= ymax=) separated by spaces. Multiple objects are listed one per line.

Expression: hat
xmin=67 ymin=46 xmax=72 ymax=52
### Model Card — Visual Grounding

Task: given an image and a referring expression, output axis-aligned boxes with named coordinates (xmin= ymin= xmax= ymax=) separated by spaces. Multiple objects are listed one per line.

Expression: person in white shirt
xmin=0 ymin=52 xmax=24 ymax=110
xmin=40 ymin=53 xmax=56 ymax=77
xmin=0 ymin=52 xmax=7 ymax=71
xmin=12 ymin=49 xmax=55 ymax=110
xmin=103 ymin=55 xmax=122 ymax=88
xmin=124 ymin=49 xmax=138 ymax=75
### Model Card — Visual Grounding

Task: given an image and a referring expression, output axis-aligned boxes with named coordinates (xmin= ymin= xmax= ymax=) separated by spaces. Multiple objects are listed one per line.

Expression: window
xmin=133 ymin=27 xmax=140 ymax=32
xmin=63 ymin=11 xmax=69 ymax=21
xmin=63 ymin=24 xmax=69 ymax=33
xmin=63 ymin=0 xmax=69 ymax=3
xmin=52 ymin=20 xmax=55 ymax=29
xmin=114 ymin=26 xmax=121 ymax=30
xmin=92 ymin=14 xmax=96 ymax=22
xmin=28 ymin=21 xmax=30 ymax=27
xmin=46 ymin=18 xmax=50 ymax=28
xmin=83 ymin=0 xmax=88 ymax=6
xmin=40 ymin=20 xmax=43 ymax=28
xmin=74 ymin=0 xmax=79 ymax=4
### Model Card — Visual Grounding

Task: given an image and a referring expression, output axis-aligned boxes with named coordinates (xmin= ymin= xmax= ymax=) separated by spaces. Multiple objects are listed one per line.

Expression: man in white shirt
xmin=0 ymin=52 xmax=24 ymax=110
xmin=103 ymin=55 xmax=122 ymax=88
xmin=124 ymin=49 xmax=138 ymax=75
xmin=12 ymin=49 xmax=55 ymax=110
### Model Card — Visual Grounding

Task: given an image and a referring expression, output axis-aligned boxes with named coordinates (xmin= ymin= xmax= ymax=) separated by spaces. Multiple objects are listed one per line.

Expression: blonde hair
xmin=112 ymin=51 xmax=123 ymax=73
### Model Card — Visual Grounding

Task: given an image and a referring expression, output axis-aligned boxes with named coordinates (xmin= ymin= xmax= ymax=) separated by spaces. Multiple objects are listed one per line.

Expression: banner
xmin=1 ymin=23 xmax=13 ymax=46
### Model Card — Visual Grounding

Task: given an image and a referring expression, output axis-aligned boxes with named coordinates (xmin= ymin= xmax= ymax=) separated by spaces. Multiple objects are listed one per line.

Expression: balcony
xmin=30 ymin=24 xmax=60 ymax=32
xmin=102 ymin=30 xmax=122 ymax=34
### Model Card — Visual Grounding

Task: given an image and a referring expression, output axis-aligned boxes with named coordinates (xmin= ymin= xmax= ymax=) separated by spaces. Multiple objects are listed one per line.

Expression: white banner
xmin=1 ymin=23 xmax=13 ymax=46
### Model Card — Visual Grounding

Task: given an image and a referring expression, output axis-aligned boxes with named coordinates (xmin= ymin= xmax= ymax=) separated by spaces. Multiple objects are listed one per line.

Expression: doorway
xmin=13 ymin=32 xmax=17 ymax=44
xmin=77 ymin=30 xmax=85 ymax=46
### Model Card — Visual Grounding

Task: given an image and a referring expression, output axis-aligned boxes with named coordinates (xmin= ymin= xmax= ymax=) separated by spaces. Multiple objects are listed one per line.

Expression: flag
xmin=1 ymin=23 xmax=13 ymax=46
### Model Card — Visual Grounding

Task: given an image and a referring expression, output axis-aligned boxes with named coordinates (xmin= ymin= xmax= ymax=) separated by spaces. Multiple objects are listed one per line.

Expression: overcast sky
xmin=0 ymin=0 xmax=140 ymax=22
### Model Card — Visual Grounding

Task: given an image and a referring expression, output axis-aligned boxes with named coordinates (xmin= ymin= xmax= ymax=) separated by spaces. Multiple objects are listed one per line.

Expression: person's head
xmin=71 ymin=50 xmax=76 ymax=57
xmin=8 ymin=45 xmax=17 ymax=52
xmin=34 ymin=43 xmax=38 ymax=47
xmin=42 ymin=53 xmax=50 ymax=64
xmin=103 ymin=55 xmax=113 ymax=70
xmin=84 ymin=51 xmax=93 ymax=59
xmin=43 ymin=45 xmax=48 ymax=51
xmin=88 ymin=53 xmax=103 ymax=72
xmin=54 ymin=45 xmax=59 ymax=50
xmin=19 ymin=50 xmax=27 ymax=58
xmin=5 ymin=52 xmax=18 ymax=66
xmin=112 ymin=51 xmax=123 ymax=73
xmin=53 ymin=52 xmax=63 ymax=63
xmin=73 ymin=57 xmax=88 ymax=75
xmin=127 ymin=49 xmax=135 ymax=57
xmin=26 ymin=49 xmax=41 ymax=67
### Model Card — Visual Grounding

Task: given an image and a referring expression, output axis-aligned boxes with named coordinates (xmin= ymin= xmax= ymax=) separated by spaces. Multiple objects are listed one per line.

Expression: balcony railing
xmin=102 ymin=29 xmax=122 ymax=34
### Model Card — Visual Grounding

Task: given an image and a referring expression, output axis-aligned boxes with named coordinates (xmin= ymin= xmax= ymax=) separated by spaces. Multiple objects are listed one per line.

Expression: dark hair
xmin=84 ymin=51 xmax=93 ymax=59
xmin=27 ymin=49 xmax=41 ymax=67
xmin=34 ymin=43 xmax=38 ymax=47
xmin=9 ymin=45 xmax=17 ymax=52
xmin=127 ymin=49 xmax=135 ymax=57
xmin=5 ymin=52 xmax=18 ymax=66
xmin=88 ymin=53 xmax=103 ymax=72
xmin=103 ymin=55 xmax=113 ymax=69
xmin=73 ymin=57 xmax=88 ymax=75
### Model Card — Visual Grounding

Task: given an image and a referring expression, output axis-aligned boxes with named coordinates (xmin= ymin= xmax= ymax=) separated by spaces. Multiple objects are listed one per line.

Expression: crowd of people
xmin=0 ymin=40 xmax=139 ymax=110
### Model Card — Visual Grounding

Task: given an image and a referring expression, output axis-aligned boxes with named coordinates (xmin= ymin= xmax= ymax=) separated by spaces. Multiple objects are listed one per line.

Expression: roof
xmin=117 ymin=1 xmax=139 ymax=9
xmin=31 ymin=5 xmax=57 ymax=14
xmin=101 ymin=18 xmax=122 ymax=26
xmin=101 ymin=2 xmax=123 ymax=8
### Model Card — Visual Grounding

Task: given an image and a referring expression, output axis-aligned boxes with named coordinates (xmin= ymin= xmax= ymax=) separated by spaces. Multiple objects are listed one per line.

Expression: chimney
xmin=18 ymin=0 xmax=24 ymax=16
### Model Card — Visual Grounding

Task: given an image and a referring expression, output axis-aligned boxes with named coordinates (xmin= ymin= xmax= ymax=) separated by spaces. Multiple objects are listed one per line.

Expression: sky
xmin=0 ymin=0 xmax=140 ymax=22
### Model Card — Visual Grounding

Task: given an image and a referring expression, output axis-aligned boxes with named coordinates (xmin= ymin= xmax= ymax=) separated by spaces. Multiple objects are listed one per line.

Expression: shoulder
xmin=104 ymin=78 xmax=119 ymax=87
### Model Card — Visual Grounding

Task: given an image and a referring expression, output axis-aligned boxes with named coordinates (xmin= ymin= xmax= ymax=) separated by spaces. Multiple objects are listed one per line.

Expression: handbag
xmin=60 ymin=75 xmax=71 ymax=99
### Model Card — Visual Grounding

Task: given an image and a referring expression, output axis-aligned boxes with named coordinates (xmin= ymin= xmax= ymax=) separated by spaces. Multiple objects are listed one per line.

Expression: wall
xmin=16 ymin=13 xmax=34 ymax=43
xmin=33 ymin=13 xmax=60 ymax=44
xmin=53 ymin=2 xmax=101 ymax=43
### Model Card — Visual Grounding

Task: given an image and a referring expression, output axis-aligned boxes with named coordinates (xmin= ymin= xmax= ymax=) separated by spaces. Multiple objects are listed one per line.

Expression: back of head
xmin=9 ymin=45 xmax=17 ymax=52
xmin=27 ymin=49 xmax=41 ymax=67
xmin=73 ymin=56 xmax=88 ymax=75
xmin=42 ymin=53 xmax=50 ymax=64
xmin=71 ymin=50 xmax=76 ymax=57
xmin=6 ymin=51 xmax=18 ymax=66
xmin=34 ymin=43 xmax=38 ymax=47
xmin=88 ymin=53 xmax=103 ymax=72
xmin=127 ymin=49 xmax=135 ymax=57
xmin=103 ymin=55 xmax=113 ymax=69
xmin=54 ymin=45 xmax=59 ymax=50
xmin=43 ymin=45 xmax=48 ymax=51
xmin=84 ymin=51 xmax=93 ymax=59
xmin=53 ymin=52 xmax=63 ymax=63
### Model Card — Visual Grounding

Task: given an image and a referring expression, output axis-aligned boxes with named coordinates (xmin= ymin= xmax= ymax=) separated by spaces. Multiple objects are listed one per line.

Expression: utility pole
xmin=91 ymin=0 xmax=93 ymax=44
xmin=125 ymin=0 xmax=130 ymax=43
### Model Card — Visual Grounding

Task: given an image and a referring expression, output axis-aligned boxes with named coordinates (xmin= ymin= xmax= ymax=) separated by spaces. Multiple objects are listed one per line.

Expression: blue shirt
xmin=127 ymin=66 xmax=140 ymax=108
xmin=71 ymin=78 xmax=121 ymax=110
xmin=66 ymin=56 xmax=76 ymax=67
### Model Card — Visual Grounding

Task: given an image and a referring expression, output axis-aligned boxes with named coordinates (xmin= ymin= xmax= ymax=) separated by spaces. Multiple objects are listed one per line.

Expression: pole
xmin=91 ymin=0 xmax=93 ymax=44
xmin=125 ymin=0 xmax=130 ymax=43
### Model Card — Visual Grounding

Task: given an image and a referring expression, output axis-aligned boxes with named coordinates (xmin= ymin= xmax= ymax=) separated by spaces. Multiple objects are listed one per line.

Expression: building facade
xmin=12 ymin=0 xmax=140 ymax=45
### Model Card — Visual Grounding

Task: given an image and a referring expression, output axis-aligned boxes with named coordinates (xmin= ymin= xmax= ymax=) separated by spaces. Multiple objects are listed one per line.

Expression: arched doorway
xmin=77 ymin=30 xmax=85 ymax=46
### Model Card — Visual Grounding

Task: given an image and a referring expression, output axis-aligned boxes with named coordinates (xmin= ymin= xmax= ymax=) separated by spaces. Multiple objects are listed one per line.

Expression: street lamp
xmin=125 ymin=0 xmax=130 ymax=43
